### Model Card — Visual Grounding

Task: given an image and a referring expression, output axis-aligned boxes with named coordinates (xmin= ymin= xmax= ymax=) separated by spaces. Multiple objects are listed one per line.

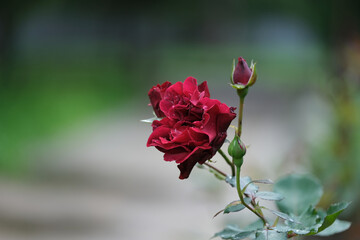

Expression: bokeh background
xmin=0 ymin=0 xmax=360 ymax=239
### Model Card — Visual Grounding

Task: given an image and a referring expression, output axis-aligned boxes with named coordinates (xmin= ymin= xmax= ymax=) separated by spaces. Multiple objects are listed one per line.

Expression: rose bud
xmin=230 ymin=57 xmax=257 ymax=91
xmin=233 ymin=57 xmax=252 ymax=85
xmin=228 ymin=135 xmax=246 ymax=167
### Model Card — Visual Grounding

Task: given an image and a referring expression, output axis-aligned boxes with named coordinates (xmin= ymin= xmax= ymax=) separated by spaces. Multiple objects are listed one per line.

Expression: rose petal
xmin=148 ymin=81 xmax=172 ymax=117
xmin=198 ymin=81 xmax=210 ymax=98
xmin=177 ymin=147 xmax=212 ymax=179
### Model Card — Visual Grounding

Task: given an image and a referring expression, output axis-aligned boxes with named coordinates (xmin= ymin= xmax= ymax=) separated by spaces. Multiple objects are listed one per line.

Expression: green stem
xmin=272 ymin=217 xmax=279 ymax=227
xmin=218 ymin=149 xmax=235 ymax=176
xmin=204 ymin=162 xmax=227 ymax=177
xmin=236 ymin=166 xmax=267 ymax=226
xmin=237 ymin=96 xmax=245 ymax=137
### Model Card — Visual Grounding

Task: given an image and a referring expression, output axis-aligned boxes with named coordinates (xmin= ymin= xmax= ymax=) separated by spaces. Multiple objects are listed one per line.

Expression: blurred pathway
xmin=0 ymin=92 xmax=324 ymax=240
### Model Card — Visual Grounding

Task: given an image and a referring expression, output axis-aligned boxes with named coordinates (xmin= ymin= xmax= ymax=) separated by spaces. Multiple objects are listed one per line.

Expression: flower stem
xmin=272 ymin=217 xmax=279 ymax=227
xmin=218 ymin=149 xmax=235 ymax=176
xmin=237 ymin=96 xmax=245 ymax=137
xmin=204 ymin=162 xmax=227 ymax=177
xmin=236 ymin=165 xmax=267 ymax=226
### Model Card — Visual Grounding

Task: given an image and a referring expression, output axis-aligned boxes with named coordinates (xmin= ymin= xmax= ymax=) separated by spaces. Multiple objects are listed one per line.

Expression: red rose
xmin=147 ymin=77 xmax=236 ymax=179
xmin=148 ymin=81 xmax=172 ymax=118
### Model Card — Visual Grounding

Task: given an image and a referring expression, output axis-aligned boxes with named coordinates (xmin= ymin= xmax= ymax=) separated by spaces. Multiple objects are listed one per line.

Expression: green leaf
xmin=272 ymin=224 xmax=291 ymax=233
xmin=255 ymin=191 xmax=284 ymax=201
xmin=232 ymin=231 xmax=255 ymax=239
xmin=213 ymin=225 xmax=254 ymax=239
xmin=252 ymin=179 xmax=274 ymax=184
xmin=209 ymin=168 xmax=227 ymax=181
xmin=224 ymin=198 xmax=251 ymax=214
xmin=243 ymin=219 xmax=265 ymax=231
xmin=315 ymin=202 xmax=351 ymax=234
xmin=273 ymin=174 xmax=323 ymax=215
xmin=213 ymin=225 xmax=242 ymax=239
xmin=275 ymin=204 xmax=350 ymax=236
xmin=255 ymin=230 xmax=287 ymax=240
xmin=296 ymin=206 xmax=320 ymax=227
xmin=213 ymin=209 xmax=224 ymax=218
xmin=273 ymin=224 xmax=312 ymax=235
xmin=196 ymin=163 xmax=205 ymax=169
xmin=286 ymin=206 xmax=322 ymax=235
xmin=267 ymin=209 xmax=297 ymax=223
xmin=316 ymin=208 xmax=327 ymax=219
xmin=225 ymin=176 xmax=259 ymax=195
xmin=224 ymin=202 xmax=245 ymax=214
xmin=241 ymin=176 xmax=259 ymax=194
xmin=316 ymin=219 xmax=351 ymax=236
xmin=226 ymin=176 xmax=236 ymax=187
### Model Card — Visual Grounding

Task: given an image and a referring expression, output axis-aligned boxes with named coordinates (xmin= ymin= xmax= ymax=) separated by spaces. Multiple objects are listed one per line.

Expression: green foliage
xmin=273 ymin=174 xmax=323 ymax=215
xmin=226 ymin=177 xmax=274 ymax=198
xmin=243 ymin=219 xmax=264 ymax=231
xmin=255 ymin=191 xmax=284 ymax=201
xmin=266 ymin=209 xmax=297 ymax=223
xmin=270 ymin=202 xmax=351 ymax=237
xmin=255 ymin=230 xmax=287 ymax=240
xmin=251 ymin=179 xmax=274 ymax=184
xmin=209 ymin=168 xmax=227 ymax=181
xmin=213 ymin=220 xmax=264 ymax=240
xmin=316 ymin=219 xmax=351 ymax=236
xmin=0 ymin=54 xmax=136 ymax=175
xmin=214 ymin=174 xmax=351 ymax=240
xmin=271 ymin=174 xmax=351 ymax=237
xmin=315 ymin=202 xmax=351 ymax=234
xmin=281 ymin=206 xmax=322 ymax=235
xmin=241 ymin=177 xmax=260 ymax=195
xmin=213 ymin=225 xmax=253 ymax=240
xmin=223 ymin=198 xmax=251 ymax=214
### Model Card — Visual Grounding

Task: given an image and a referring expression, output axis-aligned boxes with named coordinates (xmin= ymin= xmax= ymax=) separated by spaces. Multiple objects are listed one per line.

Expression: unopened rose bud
xmin=228 ymin=135 xmax=246 ymax=167
xmin=230 ymin=57 xmax=257 ymax=95
xmin=233 ymin=57 xmax=252 ymax=85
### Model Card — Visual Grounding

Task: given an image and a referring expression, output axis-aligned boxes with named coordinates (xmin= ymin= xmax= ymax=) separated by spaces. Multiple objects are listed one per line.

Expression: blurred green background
xmin=0 ymin=0 xmax=359 ymax=239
